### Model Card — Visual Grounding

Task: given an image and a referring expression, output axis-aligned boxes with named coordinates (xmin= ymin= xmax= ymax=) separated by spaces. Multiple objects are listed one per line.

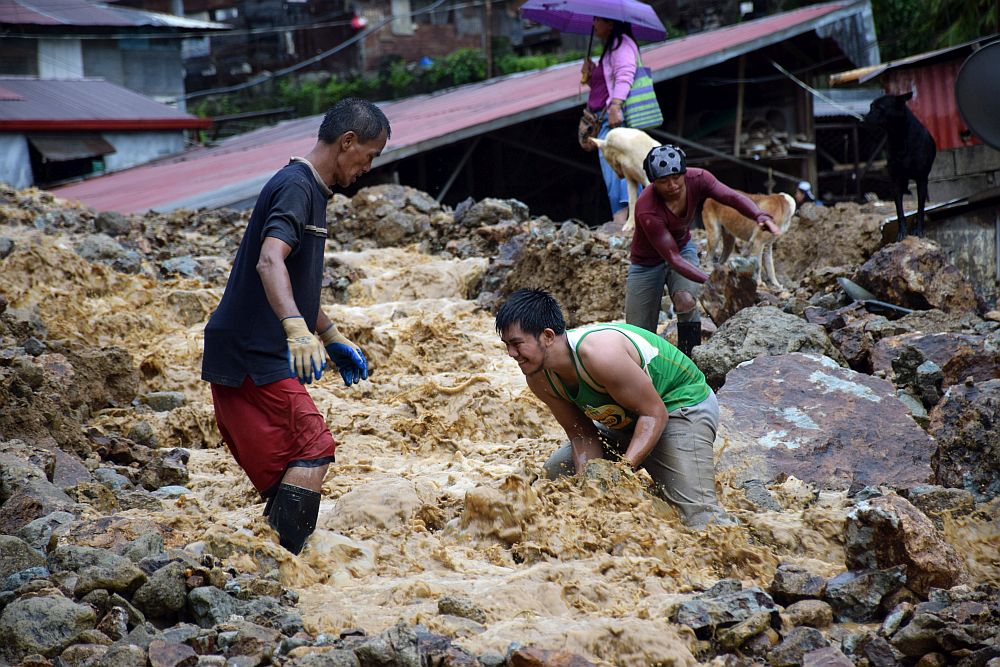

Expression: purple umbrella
xmin=520 ymin=0 xmax=667 ymax=42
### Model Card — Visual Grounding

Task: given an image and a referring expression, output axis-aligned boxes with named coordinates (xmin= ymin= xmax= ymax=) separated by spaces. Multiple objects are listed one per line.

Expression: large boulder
xmin=844 ymin=494 xmax=966 ymax=597
xmin=928 ymin=378 xmax=1000 ymax=499
xmin=694 ymin=306 xmax=845 ymax=388
xmin=871 ymin=332 xmax=1000 ymax=389
xmin=0 ymin=595 xmax=97 ymax=660
xmin=0 ymin=535 xmax=46 ymax=579
xmin=0 ymin=450 xmax=76 ymax=534
xmin=716 ymin=353 xmax=936 ymax=489
xmin=853 ymin=237 xmax=978 ymax=314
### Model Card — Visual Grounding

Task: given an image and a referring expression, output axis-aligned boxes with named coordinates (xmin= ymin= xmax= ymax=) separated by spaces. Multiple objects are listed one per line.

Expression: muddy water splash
xmin=3 ymin=225 xmax=997 ymax=666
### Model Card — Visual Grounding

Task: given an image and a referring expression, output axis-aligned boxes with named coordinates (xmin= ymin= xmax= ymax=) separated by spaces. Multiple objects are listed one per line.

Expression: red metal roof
xmin=54 ymin=1 xmax=861 ymax=213
xmin=0 ymin=0 xmax=228 ymax=29
xmin=884 ymin=61 xmax=974 ymax=152
xmin=0 ymin=77 xmax=211 ymax=130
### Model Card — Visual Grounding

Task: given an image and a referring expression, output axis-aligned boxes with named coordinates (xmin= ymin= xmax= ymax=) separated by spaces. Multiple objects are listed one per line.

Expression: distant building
xmin=0 ymin=77 xmax=211 ymax=188
xmin=0 ymin=0 xmax=229 ymax=107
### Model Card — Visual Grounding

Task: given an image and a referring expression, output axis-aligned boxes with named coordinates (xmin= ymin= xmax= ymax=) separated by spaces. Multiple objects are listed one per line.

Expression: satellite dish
xmin=956 ymin=40 xmax=1000 ymax=150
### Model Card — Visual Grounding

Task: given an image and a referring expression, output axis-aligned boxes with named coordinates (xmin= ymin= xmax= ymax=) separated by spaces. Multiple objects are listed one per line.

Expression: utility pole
xmin=485 ymin=0 xmax=493 ymax=78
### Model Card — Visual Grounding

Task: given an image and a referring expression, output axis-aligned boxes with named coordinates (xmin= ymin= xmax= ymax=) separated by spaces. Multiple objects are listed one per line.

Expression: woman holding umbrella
xmin=582 ymin=16 xmax=640 ymax=226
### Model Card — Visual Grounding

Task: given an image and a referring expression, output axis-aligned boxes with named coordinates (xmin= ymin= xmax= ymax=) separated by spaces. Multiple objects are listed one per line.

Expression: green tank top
xmin=543 ymin=323 xmax=710 ymax=430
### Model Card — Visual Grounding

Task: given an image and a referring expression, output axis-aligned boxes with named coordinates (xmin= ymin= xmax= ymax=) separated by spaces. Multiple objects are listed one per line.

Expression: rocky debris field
xmin=0 ymin=183 xmax=998 ymax=667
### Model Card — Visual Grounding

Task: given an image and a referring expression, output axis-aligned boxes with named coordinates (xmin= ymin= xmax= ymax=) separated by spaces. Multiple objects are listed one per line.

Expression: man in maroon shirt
xmin=626 ymin=145 xmax=781 ymax=358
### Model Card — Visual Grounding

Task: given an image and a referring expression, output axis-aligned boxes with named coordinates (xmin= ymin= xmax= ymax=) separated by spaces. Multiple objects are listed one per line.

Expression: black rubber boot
xmin=676 ymin=321 xmax=702 ymax=360
xmin=267 ymin=483 xmax=321 ymax=555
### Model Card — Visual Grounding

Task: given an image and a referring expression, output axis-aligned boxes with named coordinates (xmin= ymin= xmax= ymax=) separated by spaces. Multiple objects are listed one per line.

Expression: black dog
xmin=864 ymin=92 xmax=937 ymax=241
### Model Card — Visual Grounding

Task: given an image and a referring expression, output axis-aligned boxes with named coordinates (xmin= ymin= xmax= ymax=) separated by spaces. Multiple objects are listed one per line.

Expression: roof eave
xmin=0 ymin=119 xmax=212 ymax=131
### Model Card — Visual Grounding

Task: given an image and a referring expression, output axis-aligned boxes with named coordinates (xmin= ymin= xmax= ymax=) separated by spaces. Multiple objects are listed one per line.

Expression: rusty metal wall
xmin=926 ymin=207 xmax=999 ymax=307
xmin=884 ymin=60 xmax=978 ymax=152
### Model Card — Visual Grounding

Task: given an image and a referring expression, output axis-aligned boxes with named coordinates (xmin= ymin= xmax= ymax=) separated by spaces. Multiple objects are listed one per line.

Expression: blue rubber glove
xmin=319 ymin=323 xmax=369 ymax=386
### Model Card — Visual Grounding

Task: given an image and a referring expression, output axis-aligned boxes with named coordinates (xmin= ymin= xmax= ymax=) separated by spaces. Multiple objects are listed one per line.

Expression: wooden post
xmin=485 ymin=0 xmax=493 ymax=78
xmin=675 ymin=75 xmax=688 ymax=135
xmin=733 ymin=55 xmax=746 ymax=158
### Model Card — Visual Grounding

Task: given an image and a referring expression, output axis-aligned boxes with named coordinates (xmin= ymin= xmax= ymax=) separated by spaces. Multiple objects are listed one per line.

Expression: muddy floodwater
xmin=1 ymin=191 xmax=998 ymax=666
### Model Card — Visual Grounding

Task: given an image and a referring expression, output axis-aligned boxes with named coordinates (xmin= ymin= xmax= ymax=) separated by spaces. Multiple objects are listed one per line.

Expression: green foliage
xmin=871 ymin=0 xmax=997 ymax=61
xmin=193 ymin=47 xmax=585 ymax=123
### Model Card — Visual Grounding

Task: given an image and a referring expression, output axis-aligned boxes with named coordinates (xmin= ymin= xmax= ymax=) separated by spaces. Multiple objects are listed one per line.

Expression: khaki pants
xmin=543 ymin=392 xmax=733 ymax=528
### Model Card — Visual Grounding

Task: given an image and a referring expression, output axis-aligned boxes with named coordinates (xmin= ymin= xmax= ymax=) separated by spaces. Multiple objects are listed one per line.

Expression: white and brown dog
xmin=588 ymin=127 xmax=660 ymax=233
xmin=702 ymin=192 xmax=796 ymax=289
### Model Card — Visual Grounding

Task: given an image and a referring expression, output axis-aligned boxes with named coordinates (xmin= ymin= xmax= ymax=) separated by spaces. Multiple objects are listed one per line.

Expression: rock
xmin=141 ymin=392 xmax=187 ymax=412
xmin=98 ymin=643 xmax=147 ymax=667
xmin=351 ymin=622 xmax=420 ymax=667
xmin=437 ymin=594 xmax=487 ymax=624
xmin=740 ymin=480 xmax=783 ymax=512
xmin=160 ymin=256 xmax=198 ymax=278
xmin=188 ymin=587 xmax=243 ymax=628
xmin=242 ymin=596 xmax=304 ymax=636
xmin=716 ymin=610 xmax=772 ymax=651
xmin=0 ymin=535 xmax=46 ymax=579
xmin=53 ymin=515 xmax=163 ymax=553
xmin=701 ymin=259 xmax=758 ymax=326
xmin=801 ymin=647 xmax=853 ymax=667
xmin=844 ymin=494 xmax=966 ymax=596
xmin=123 ymin=532 xmax=165 ymax=563
xmin=880 ymin=601 xmax=913 ymax=638
xmin=891 ymin=612 xmax=943 ymax=657
xmin=825 ymin=566 xmax=907 ymax=622
xmin=0 ymin=451 xmax=76 ymax=534
xmin=509 ymin=646 xmax=597 ymax=667
xmin=117 ymin=490 xmax=163 ymax=512
xmin=767 ymin=626 xmax=830 ymax=666
xmin=96 ymin=606 xmax=130 ymax=642
xmin=783 ymin=600 xmax=834 ymax=629
xmin=94 ymin=211 xmax=130 ymax=237
xmin=769 ymin=563 xmax=827 ymax=605
xmin=694 ymin=306 xmax=846 ymax=389
xmin=131 ymin=561 xmax=187 ymax=620
xmin=0 ymin=236 xmax=14 ymax=259
xmin=853 ymin=237 xmax=978 ymax=314
xmin=914 ymin=360 xmax=944 ymax=407
xmin=716 ymin=353 xmax=936 ymax=489
xmin=137 ymin=449 xmax=190 ymax=491
xmin=903 ymin=485 xmax=976 ymax=529
xmin=73 ymin=561 xmax=147 ymax=597
xmin=871 ymin=332 xmax=1000 ymax=388
xmin=147 ymin=639 xmax=197 ymax=667
xmin=286 ymin=649 xmax=361 ymax=667
xmin=48 ymin=545 xmax=130 ymax=573
xmin=672 ymin=587 xmax=777 ymax=638
xmin=76 ymin=234 xmax=126 ymax=262
xmin=928 ymin=378 xmax=1000 ymax=499
xmin=66 ymin=482 xmax=119 ymax=513
xmin=60 ymin=643 xmax=110 ymax=666
xmin=2 ymin=566 xmax=50 ymax=592
xmin=914 ymin=653 xmax=948 ymax=667
xmin=0 ymin=595 xmax=97 ymax=660
xmin=226 ymin=621 xmax=281 ymax=661
xmin=125 ymin=422 xmax=157 ymax=448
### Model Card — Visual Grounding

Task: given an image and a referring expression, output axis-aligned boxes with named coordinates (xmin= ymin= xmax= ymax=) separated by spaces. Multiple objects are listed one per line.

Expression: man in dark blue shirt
xmin=202 ymin=98 xmax=390 ymax=554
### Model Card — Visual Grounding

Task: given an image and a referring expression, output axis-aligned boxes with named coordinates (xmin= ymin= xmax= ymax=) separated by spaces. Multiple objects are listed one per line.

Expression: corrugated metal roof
xmin=0 ymin=77 xmax=211 ymax=130
xmin=0 ymin=0 xmax=229 ymax=29
xmin=54 ymin=0 xmax=867 ymax=213
xmin=884 ymin=60 xmax=974 ymax=151
xmin=829 ymin=35 xmax=1000 ymax=85
xmin=813 ymin=87 xmax=880 ymax=117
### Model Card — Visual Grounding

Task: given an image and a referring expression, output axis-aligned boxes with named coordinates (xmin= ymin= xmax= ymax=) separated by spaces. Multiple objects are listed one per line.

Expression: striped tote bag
xmin=623 ymin=56 xmax=663 ymax=129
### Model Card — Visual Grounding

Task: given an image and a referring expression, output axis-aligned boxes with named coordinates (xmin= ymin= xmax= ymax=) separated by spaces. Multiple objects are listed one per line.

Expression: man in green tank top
xmin=496 ymin=288 xmax=734 ymax=528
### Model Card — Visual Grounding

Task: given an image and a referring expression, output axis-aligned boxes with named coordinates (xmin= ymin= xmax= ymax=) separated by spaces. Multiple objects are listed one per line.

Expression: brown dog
xmin=702 ymin=192 xmax=796 ymax=289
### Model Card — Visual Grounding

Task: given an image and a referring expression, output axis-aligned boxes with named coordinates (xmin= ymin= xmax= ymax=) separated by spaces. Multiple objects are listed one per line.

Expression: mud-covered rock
xmin=672 ymin=587 xmax=777 ymax=638
xmin=853 ymin=237 xmax=978 ymax=314
xmin=902 ymin=485 xmax=976 ymax=529
xmin=844 ymin=494 xmax=965 ymax=596
xmin=694 ymin=306 xmax=845 ymax=388
xmin=701 ymin=259 xmax=758 ymax=326
xmin=0 ymin=595 xmax=97 ymax=660
xmin=437 ymin=594 xmax=487 ymax=624
xmin=783 ymin=600 xmax=834 ymax=629
xmin=716 ymin=353 xmax=936 ymax=489
xmin=510 ymin=646 xmax=598 ymax=667
xmin=928 ymin=378 xmax=1000 ymax=499
xmin=137 ymin=448 xmax=190 ymax=491
xmin=769 ymin=564 xmax=827 ymax=605
xmin=767 ymin=626 xmax=829 ymax=666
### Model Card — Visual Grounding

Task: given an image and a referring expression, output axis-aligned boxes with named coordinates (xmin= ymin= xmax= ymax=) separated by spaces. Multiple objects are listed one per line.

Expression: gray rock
xmin=132 ymin=561 xmax=187 ymax=619
xmin=94 ymin=211 xmax=131 ymax=237
xmin=137 ymin=449 xmax=190 ymax=491
xmin=13 ymin=511 xmax=75 ymax=553
xmin=0 ymin=595 xmax=97 ymax=660
xmin=914 ymin=360 xmax=943 ymax=407
xmin=478 ymin=651 xmax=506 ymax=667
xmin=825 ymin=566 xmax=907 ymax=622
xmin=768 ymin=626 xmax=830 ymax=667
xmin=61 ymin=643 xmax=111 ymax=666
xmin=98 ymin=643 xmax=147 ymax=667
xmin=108 ymin=593 xmax=146 ymax=629
xmin=242 ymin=596 xmax=304 ymax=636
xmin=0 ymin=237 xmax=14 ymax=259
xmin=861 ymin=633 xmax=907 ymax=666
xmin=769 ymin=564 xmax=827 ymax=605
xmin=125 ymin=422 xmax=157 ymax=448
xmin=142 ymin=392 xmax=187 ymax=412
xmin=76 ymin=234 xmax=125 ymax=262
xmin=74 ymin=562 xmax=147 ymax=597
xmin=160 ymin=256 xmax=198 ymax=278
xmin=96 ymin=607 xmax=130 ymax=642
xmin=48 ymin=545 xmax=129 ymax=574
xmin=188 ymin=587 xmax=242 ymax=628
xmin=226 ymin=621 xmax=281 ymax=661
xmin=117 ymin=490 xmax=164 ymax=512
xmin=879 ymin=602 xmax=913 ymax=637
xmin=740 ymin=480 xmax=783 ymax=512
xmin=353 ymin=622 xmax=420 ymax=667
xmin=715 ymin=611 xmax=772 ymax=651
xmin=286 ymin=651 xmax=361 ymax=667
xmin=801 ymin=646 xmax=853 ymax=667
xmin=24 ymin=337 xmax=45 ymax=356
xmin=694 ymin=306 xmax=846 ymax=389
xmin=929 ymin=378 xmax=1000 ymax=500
xmin=122 ymin=533 xmax=165 ymax=564
xmin=159 ymin=623 xmax=201 ymax=645
xmin=112 ymin=251 xmax=142 ymax=274
xmin=93 ymin=468 xmax=134 ymax=492
xmin=673 ymin=587 xmax=777 ymax=637
xmin=0 ymin=535 xmax=46 ymax=579
xmin=147 ymin=639 xmax=198 ymax=667
xmin=2 ymin=566 xmax=50 ymax=592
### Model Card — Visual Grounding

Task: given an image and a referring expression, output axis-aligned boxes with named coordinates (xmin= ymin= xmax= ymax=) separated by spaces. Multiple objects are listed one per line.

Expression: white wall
xmin=0 ymin=135 xmax=33 ymax=188
xmin=102 ymin=131 xmax=187 ymax=172
xmin=38 ymin=39 xmax=84 ymax=78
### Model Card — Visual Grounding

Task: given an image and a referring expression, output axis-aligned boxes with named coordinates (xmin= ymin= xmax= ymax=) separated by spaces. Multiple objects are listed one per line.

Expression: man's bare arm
xmin=524 ymin=373 xmax=603 ymax=474
xmin=577 ymin=331 xmax=668 ymax=468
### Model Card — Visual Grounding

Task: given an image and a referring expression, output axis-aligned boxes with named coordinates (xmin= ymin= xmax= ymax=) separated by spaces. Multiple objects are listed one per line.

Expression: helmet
xmin=643 ymin=144 xmax=687 ymax=181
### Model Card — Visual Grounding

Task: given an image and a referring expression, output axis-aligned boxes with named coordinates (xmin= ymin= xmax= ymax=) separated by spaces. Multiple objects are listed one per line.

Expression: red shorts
xmin=211 ymin=377 xmax=336 ymax=495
